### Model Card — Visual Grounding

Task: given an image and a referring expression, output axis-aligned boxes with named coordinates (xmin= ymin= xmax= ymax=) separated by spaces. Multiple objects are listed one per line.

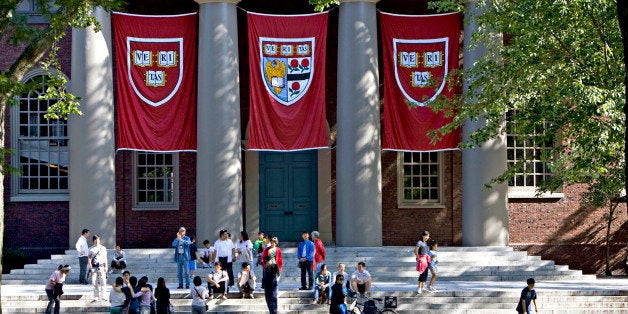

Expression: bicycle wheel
xmin=379 ymin=309 xmax=397 ymax=314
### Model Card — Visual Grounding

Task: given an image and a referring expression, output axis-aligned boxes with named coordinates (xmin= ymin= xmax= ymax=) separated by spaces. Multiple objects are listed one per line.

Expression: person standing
xmin=413 ymin=230 xmax=431 ymax=294
xmin=252 ymin=231 xmax=265 ymax=270
xmin=44 ymin=264 xmax=70 ymax=314
xmin=172 ymin=227 xmax=191 ymax=289
xmin=88 ymin=235 xmax=108 ymax=302
xmin=516 ymin=278 xmax=538 ymax=314
xmin=109 ymin=277 xmax=126 ymax=314
xmin=191 ymin=276 xmax=209 ymax=314
xmin=297 ymin=231 xmax=315 ymax=290
xmin=153 ymin=277 xmax=171 ymax=314
xmin=236 ymin=231 xmax=253 ymax=265
xmin=312 ymin=231 xmax=326 ymax=273
xmin=262 ymin=256 xmax=280 ymax=314
xmin=189 ymin=236 xmax=200 ymax=279
xmin=75 ymin=229 xmax=90 ymax=284
xmin=214 ymin=229 xmax=236 ymax=288
xmin=427 ymin=239 xmax=439 ymax=292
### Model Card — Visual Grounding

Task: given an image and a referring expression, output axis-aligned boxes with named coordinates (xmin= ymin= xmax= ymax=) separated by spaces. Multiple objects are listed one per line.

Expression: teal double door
xmin=259 ymin=151 xmax=318 ymax=242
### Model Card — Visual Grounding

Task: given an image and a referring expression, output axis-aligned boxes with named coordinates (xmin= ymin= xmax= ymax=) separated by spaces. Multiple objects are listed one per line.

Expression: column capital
xmin=195 ymin=0 xmax=240 ymax=4
xmin=339 ymin=0 xmax=379 ymax=3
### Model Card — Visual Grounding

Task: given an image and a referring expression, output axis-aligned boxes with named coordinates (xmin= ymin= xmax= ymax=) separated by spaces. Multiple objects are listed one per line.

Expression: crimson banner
xmin=381 ymin=12 xmax=461 ymax=151
xmin=247 ymin=12 xmax=328 ymax=151
xmin=113 ymin=12 xmax=197 ymax=151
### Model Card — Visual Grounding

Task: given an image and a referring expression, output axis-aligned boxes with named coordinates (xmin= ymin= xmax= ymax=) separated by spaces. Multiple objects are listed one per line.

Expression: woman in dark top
xmin=329 ymin=274 xmax=347 ymax=314
xmin=154 ymin=277 xmax=171 ymax=314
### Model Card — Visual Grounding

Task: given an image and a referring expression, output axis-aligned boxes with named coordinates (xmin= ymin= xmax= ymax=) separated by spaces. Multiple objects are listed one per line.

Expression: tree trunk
xmin=605 ymin=202 xmax=618 ymax=276
xmin=618 ymin=0 xmax=628 ymax=217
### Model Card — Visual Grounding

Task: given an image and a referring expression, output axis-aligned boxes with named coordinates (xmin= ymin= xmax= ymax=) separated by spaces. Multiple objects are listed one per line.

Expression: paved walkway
xmin=4 ymin=277 xmax=628 ymax=298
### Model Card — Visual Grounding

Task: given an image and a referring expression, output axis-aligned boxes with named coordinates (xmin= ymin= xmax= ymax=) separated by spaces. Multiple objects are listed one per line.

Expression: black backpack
xmin=363 ymin=299 xmax=378 ymax=314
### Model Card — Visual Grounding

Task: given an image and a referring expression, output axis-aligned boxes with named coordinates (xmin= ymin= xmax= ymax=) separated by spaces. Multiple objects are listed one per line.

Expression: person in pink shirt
xmin=312 ymin=231 xmax=326 ymax=273
xmin=45 ymin=264 xmax=71 ymax=314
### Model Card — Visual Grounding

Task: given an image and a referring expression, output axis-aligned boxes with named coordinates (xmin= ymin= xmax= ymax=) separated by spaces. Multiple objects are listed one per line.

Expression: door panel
xmin=260 ymin=151 xmax=317 ymax=242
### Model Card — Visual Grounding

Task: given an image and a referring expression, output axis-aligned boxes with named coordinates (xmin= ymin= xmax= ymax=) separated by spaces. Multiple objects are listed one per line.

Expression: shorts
xmin=428 ymin=265 xmax=438 ymax=275
xmin=357 ymin=283 xmax=366 ymax=293
xmin=189 ymin=260 xmax=197 ymax=271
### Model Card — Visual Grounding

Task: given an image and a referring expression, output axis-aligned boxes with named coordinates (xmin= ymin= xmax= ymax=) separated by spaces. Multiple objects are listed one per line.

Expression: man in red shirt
xmin=311 ymin=231 xmax=326 ymax=273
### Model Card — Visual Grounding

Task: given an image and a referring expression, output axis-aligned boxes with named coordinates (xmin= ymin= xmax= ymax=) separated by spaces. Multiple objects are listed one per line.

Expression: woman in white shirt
xmin=190 ymin=276 xmax=208 ymax=314
xmin=236 ymin=231 xmax=253 ymax=265
xmin=109 ymin=277 xmax=126 ymax=313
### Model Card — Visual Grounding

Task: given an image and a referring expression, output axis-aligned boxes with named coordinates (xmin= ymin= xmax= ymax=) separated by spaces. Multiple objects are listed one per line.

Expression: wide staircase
xmin=3 ymin=246 xmax=628 ymax=313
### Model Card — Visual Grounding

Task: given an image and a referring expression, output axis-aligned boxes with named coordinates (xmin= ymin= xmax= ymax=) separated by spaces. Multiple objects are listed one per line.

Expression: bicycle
xmin=347 ymin=294 xmax=397 ymax=314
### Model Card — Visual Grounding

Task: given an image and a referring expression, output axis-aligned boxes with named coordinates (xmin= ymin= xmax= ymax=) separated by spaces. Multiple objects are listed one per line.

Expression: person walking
xmin=45 ymin=264 xmax=70 ymax=314
xmin=516 ymin=278 xmax=538 ymax=314
xmin=172 ymin=227 xmax=191 ymax=289
xmin=312 ymin=231 xmax=326 ymax=273
xmin=214 ymin=229 xmax=236 ymax=289
xmin=75 ymin=229 xmax=90 ymax=284
xmin=297 ymin=231 xmax=315 ymax=290
xmin=89 ymin=234 xmax=108 ymax=302
xmin=414 ymin=230 xmax=431 ymax=294
xmin=427 ymin=239 xmax=439 ymax=292
xmin=262 ymin=256 xmax=280 ymax=314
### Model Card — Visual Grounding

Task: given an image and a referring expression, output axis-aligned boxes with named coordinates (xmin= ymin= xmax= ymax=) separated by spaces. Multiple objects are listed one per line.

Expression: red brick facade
xmin=2 ymin=0 xmax=626 ymax=275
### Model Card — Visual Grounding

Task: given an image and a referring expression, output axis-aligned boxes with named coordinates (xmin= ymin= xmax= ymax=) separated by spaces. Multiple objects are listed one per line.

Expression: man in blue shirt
xmin=297 ymin=231 xmax=315 ymax=290
xmin=172 ymin=227 xmax=191 ymax=289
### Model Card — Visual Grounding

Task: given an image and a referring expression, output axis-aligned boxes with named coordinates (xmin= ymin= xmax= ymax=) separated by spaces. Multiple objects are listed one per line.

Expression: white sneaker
xmin=417 ymin=288 xmax=422 ymax=294
xmin=428 ymin=286 xmax=437 ymax=292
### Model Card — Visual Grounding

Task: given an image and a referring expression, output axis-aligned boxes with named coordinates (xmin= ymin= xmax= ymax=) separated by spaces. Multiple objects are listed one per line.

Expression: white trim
xmin=112 ymin=11 xmax=198 ymax=18
xmin=247 ymin=11 xmax=329 ymax=18
xmin=378 ymin=11 xmax=460 ymax=18
xmin=508 ymin=187 xmax=564 ymax=199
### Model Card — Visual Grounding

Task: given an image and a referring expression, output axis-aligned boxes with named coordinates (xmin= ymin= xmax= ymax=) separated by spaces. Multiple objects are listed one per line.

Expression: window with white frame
xmin=506 ymin=112 xmax=560 ymax=198
xmin=134 ymin=151 xmax=178 ymax=209
xmin=398 ymin=152 xmax=442 ymax=207
xmin=10 ymin=74 xmax=69 ymax=200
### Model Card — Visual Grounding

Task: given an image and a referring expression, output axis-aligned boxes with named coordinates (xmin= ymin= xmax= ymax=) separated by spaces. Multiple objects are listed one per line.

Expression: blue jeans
xmin=176 ymin=257 xmax=189 ymax=287
xmin=45 ymin=289 xmax=60 ymax=314
xmin=78 ymin=256 xmax=88 ymax=284
xmin=313 ymin=284 xmax=330 ymax=302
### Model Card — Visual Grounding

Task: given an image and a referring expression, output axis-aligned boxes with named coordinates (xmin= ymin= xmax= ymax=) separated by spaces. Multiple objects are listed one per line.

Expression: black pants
xmin=218 ymin=257 xmax=235 ymax=286
xmin=299 ymin=260 xmax=313 ymax=288
xmin=264 ymin=286 xmax=278 ymax=314
xmin=209 ymin=283 xmax=226 ymax=295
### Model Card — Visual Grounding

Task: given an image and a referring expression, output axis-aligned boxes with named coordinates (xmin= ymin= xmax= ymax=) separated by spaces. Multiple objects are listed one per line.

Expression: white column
xmin=195 ymin=0 xmax=243 ymax=240
xmin=336 ymin=0 xmax=382 ymax=247
xmin=461 ymin=1 xmax=509 ymax=246
xmin=69 ymin=7 xmax=116 ymax=248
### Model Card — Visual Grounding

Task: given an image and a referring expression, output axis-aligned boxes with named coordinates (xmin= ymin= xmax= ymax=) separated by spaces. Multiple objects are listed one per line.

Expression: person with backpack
xmin=45 ymin=264 xmax=70 ymax=314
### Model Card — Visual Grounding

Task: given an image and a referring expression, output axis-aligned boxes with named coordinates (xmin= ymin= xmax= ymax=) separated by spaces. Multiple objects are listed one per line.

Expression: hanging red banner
xmin=381 ymin=12 xmax=461 ymax=151
xmin=113 ymin=12 xmax=197 ymax=152
xmin=247 ymin=12 xmax=328 ymax=151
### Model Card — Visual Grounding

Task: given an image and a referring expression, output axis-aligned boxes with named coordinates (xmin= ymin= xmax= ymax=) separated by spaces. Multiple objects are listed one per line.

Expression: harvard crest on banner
xmin=113 ymin=12 xmax=197 ymax=152
xmin=248 ymin=12 xmax=328 ymax=151
xmin=381 ymin=12 xmax=461 ymax=151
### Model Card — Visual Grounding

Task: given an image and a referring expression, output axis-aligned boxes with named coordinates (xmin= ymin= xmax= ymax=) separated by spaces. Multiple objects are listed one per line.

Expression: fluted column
xmin=461 ymin=0 xmax=509 ymax=246
xmin=69 ymin=7 xmax=116 ymax=247
xmin=336 ymin=0 xmax=382 ymax=246
xmin=195 ymin=0 xmax=243 ymax=240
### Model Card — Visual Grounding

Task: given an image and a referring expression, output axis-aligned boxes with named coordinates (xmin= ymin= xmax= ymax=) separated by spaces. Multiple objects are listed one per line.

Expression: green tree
xmin=0 ymin=0 xmax=121 ymax=308
xmin=427 ymin=0 xmax=625 ymax=274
